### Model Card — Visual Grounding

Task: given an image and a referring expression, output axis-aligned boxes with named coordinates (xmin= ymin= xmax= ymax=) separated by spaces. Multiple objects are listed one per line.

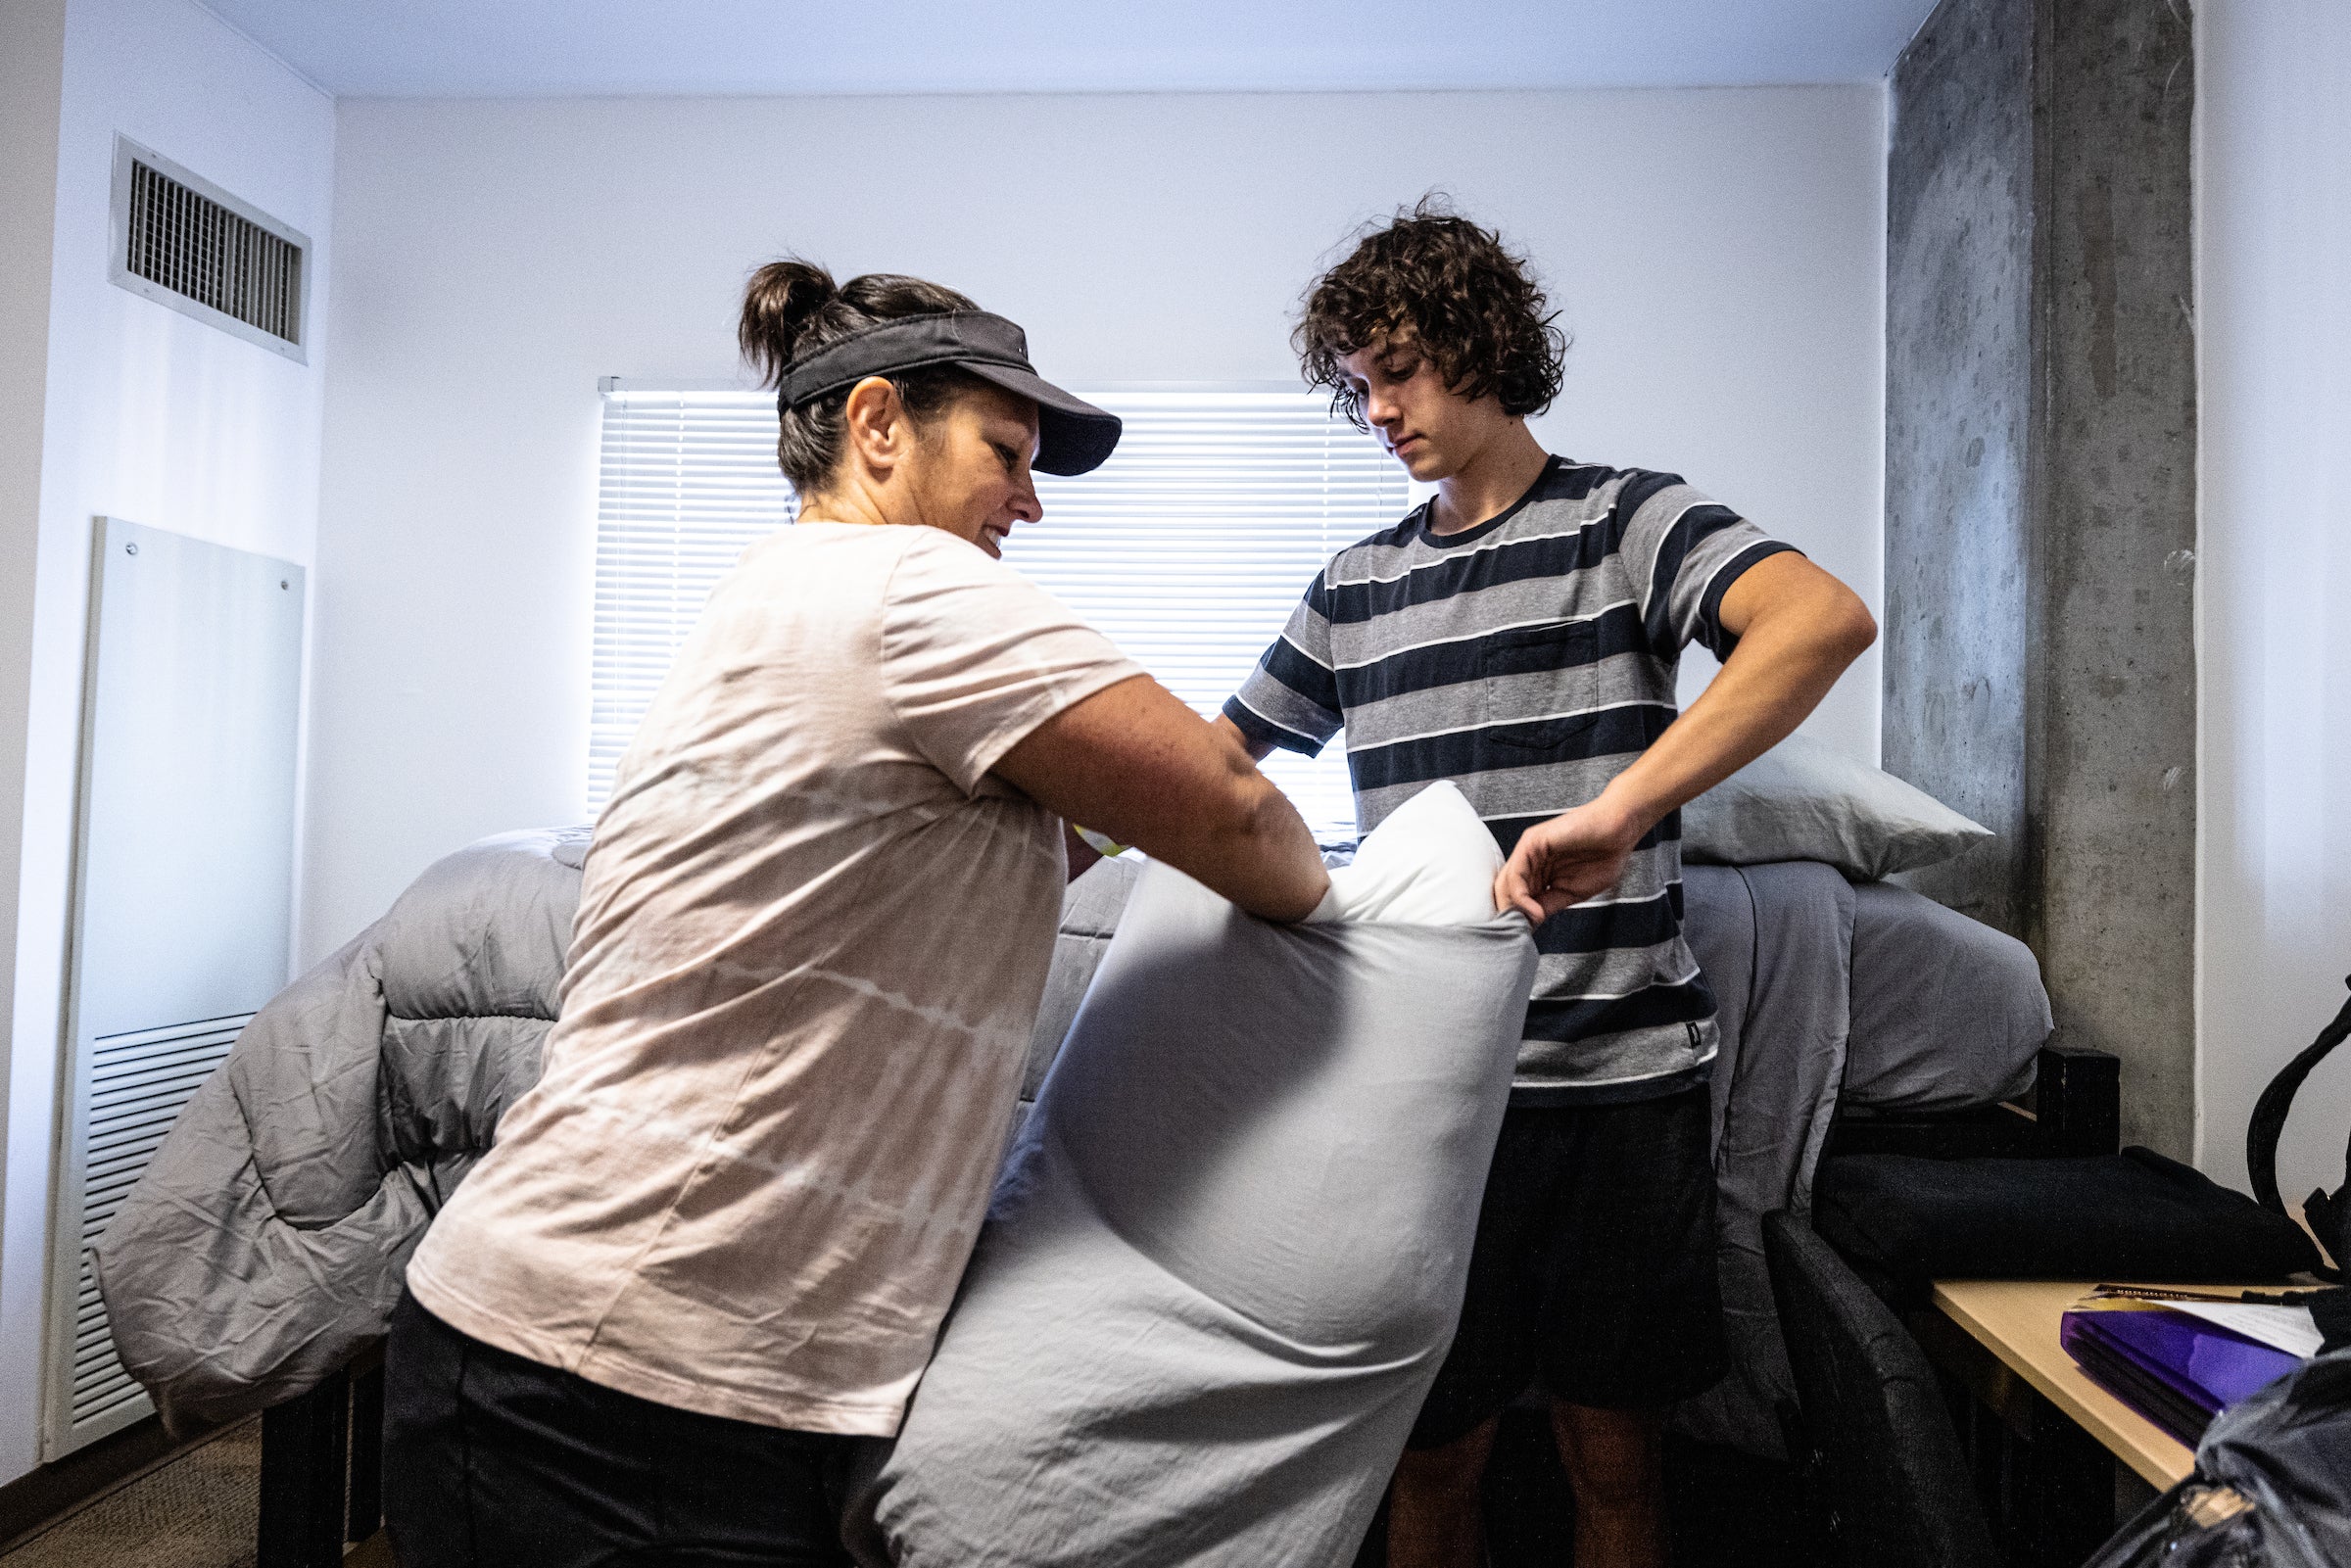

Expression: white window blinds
xmin=591 ymin=390 xmax=794 ymax=808
xmin=590 ymin=385 xmax=1414 ymax=838
xmin=1015 ymin=391 xmax=1408 ymax=838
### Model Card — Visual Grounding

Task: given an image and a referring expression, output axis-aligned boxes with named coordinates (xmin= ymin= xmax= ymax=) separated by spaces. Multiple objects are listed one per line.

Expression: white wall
xmin=0 ymin=0 xmax=71 ymax=1489
xmin=2195 ymin=6 xmax=2351 ymax=1209
xmin=0 ymin=0 xmax=334 ymax=1484
xmin=310 ymin=86 xmax=1886 ymax=959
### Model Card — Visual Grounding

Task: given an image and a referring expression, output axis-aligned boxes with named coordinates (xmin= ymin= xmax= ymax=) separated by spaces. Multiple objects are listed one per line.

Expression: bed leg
xmin=259 ymin=1366 xmax=350 ymax=1568
xmin=347 ymin=1358 xmax=384 ymax=1543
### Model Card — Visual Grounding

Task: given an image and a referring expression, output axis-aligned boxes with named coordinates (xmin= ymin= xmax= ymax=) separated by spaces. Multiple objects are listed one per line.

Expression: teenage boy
xmin=1215 ymin=205 xmax=1876 ymax=1568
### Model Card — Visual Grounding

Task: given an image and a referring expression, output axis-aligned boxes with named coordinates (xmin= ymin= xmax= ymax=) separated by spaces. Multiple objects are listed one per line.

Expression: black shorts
xmin=383 ymin=1292 xmax=857 ymax=1568
xmin=1406 ymin=1087 xmax=1728 ymax=1448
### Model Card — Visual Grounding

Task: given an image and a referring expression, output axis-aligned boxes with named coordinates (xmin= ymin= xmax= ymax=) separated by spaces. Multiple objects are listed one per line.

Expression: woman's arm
xmin=995 ymin=676 xmax=1330 ymax=922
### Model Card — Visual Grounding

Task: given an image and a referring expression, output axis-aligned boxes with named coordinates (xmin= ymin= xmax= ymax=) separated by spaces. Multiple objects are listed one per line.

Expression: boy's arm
xmin=1492 ymin=552 xmax=1877 ymax=924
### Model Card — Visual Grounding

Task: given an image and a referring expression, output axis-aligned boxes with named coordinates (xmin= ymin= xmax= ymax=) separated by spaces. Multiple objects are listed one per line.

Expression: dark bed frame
xmin=1825 ymin=1038 xmax=2121 ymax=1162
xmin=247 ymin=1040 xmax=2123 ymax=1566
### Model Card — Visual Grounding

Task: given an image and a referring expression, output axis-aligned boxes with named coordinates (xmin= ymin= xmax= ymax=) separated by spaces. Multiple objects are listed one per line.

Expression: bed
xmin=92 ymin=813 xmax=2092 ymax=1566
xmin=1018 ymin=852 xmax=2059 ymax=1458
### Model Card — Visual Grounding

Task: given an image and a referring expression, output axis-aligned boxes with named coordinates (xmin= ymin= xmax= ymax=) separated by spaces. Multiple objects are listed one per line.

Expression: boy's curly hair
xmin=1295 ymin=197 xmax=1568 ymax=431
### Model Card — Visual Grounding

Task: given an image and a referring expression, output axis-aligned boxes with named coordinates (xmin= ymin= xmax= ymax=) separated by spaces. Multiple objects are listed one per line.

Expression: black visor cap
xmin=776 ymin=310 xmax=1121 ymax=476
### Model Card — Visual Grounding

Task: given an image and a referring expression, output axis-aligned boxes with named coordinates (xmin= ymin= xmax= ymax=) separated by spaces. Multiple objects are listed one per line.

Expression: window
xmin=589 ymin=384 xmax=1416 ymax=839
xmin=590 ymin=388 xmax=795 ymax=808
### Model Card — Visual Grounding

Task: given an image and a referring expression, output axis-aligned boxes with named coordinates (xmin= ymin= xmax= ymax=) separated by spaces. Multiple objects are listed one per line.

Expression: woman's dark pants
xmin=383 ymin=1291 xmax=856 ymax=1567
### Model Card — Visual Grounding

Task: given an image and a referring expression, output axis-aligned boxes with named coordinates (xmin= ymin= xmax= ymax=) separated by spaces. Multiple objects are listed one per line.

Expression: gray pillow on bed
xmin=1683 ymin=731 xmax=1991 ymax=880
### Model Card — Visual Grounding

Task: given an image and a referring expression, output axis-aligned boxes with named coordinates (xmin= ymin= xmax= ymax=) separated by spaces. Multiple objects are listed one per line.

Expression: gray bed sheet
xmin=1675 ymin=861 xmax=1852 ymax=1454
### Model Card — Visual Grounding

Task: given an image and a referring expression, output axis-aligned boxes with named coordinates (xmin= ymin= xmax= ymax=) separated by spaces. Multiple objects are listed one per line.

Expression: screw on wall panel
xmin=124 ymin=543 xmax=137 ymax=555
xmin=279 ymin=581 xmax=289 ymax=590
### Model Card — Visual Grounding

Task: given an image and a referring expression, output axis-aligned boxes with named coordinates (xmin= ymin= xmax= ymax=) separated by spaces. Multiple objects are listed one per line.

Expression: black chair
xmin=1762 ymin=1209 xmax=2000 ymax=1568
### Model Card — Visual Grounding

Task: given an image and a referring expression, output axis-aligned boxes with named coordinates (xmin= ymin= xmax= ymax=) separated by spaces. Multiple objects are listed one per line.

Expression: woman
xmin=383 ymin=261 xmax=1331 ymax=1566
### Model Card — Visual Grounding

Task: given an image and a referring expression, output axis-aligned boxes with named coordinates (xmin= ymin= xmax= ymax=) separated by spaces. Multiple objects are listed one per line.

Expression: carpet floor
xmin=0 ymin=1420 xmax=261 ymax=1568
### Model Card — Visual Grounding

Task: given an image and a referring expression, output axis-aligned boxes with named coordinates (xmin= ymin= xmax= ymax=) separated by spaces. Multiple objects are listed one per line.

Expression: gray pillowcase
xmin=1682 ymin=732 xmax=1991 ymax=880
xmin=844 ymin=860 xmax=1537 ymax=1568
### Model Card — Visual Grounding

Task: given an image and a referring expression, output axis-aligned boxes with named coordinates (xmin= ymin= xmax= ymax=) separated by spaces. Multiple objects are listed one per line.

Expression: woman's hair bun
xmin=739 ymin=258 xmax=840 ymax=388
xmin=739 ymin=257 xmax=983 ymax=492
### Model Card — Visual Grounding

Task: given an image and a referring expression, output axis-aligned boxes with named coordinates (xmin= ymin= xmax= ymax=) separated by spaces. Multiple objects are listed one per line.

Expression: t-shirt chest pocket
xmin=1481 ymin=621 xmax=1602 ymax=755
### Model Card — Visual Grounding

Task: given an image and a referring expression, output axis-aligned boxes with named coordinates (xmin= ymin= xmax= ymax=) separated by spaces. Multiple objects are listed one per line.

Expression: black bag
xmin=2082 ymin=1349 xmax=2351 ymax=1568
xmin=2081 ymin=979 xmax=2351 ymax=1568
xmin=2245 ymin=974 xmax=2351 ymax=1347
xmin=1813 ymin=1149 xmax=2322 ymax=1309
xmin=2246 ymin=975 xmax=2351 ymax=1276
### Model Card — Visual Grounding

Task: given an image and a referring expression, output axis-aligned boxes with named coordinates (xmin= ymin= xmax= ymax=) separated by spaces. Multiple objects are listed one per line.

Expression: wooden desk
xmin=1932 ymin=1279 xmax=2199 ymax=1489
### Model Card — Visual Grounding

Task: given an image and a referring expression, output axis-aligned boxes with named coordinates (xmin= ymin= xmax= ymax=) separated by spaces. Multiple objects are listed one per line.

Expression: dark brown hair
xmin=1294 ymin=198 xmax=1568 ymax=430
xmin=738 ymin=259 xmax=988 ymax=493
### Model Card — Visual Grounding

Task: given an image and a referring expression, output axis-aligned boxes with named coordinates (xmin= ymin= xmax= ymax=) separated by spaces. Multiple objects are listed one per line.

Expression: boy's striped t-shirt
xmin=1223 ymin=455 xmax=1797 ymax=1105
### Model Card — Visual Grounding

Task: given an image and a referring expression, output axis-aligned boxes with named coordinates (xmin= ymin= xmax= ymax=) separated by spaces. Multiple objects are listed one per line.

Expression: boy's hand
xmin=1493 ymin=798 xmax=1647 ymax=925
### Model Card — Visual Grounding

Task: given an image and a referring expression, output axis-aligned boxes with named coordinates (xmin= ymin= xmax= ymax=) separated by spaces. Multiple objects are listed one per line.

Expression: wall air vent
xmin=109 ymin=137 xmax=309 ymax=362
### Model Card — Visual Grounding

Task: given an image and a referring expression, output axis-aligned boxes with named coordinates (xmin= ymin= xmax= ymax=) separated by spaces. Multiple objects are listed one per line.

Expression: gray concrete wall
xmin=2033 ymin=0 xmax=2198 ymax=1157
xmin=1884 ymin=0 xmax=2037 ymax=935
xmin=1884 ymin=0 xmax=2198 ymax=1155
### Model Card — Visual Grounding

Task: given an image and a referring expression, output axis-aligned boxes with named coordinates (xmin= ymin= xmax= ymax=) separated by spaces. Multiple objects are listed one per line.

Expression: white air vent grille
xmin=109 ymin=138 xmax=309 ymax=362
xmin=69 ymin=1013 xmax=251 ymax=1430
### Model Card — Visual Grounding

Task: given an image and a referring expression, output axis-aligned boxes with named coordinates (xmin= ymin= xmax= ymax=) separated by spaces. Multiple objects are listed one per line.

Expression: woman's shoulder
xmin=881 ymin=525 xmax=1039 ymax=597
xmin=780 ymin=520 xmax=993 ymax=570
xmin=739 ymin=519 xmax=951 ymax=578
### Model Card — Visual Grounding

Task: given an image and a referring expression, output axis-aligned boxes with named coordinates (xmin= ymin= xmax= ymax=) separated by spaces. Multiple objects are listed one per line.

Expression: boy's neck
xmin=1428 ymin=421 xmax=1552 ymax=536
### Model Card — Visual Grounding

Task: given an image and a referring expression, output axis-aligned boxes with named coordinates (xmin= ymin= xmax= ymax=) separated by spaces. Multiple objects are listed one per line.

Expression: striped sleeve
xmin=1613 ymin=474 xmax=1800 ymax=661
xmin=1223 ymin=568 xmax=1344 ymax=756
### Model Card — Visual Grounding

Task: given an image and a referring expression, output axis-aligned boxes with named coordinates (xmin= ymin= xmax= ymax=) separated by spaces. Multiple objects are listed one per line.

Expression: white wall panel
xmin=43 ymin=520 xmax=303 ymax=1456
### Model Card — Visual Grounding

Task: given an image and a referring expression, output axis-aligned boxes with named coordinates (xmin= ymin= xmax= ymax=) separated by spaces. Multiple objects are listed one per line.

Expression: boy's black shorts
xmin=1406 ymin=1086 xmax=1728 ymax=1449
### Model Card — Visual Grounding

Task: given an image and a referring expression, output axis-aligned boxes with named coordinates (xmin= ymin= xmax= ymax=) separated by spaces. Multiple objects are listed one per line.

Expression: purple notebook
xmin=2060 ymin=1307 xmax=2302 ymax=1445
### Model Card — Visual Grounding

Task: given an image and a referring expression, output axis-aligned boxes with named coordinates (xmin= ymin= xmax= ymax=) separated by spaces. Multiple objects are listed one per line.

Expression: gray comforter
xmin=93 ymin=827 xmax=589 ymax=1429
xmin=95 ymin=830 xmax=2045 ymax=1457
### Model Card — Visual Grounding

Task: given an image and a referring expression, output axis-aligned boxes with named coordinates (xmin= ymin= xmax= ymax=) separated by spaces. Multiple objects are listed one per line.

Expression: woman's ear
xmin=840 ymin=376 xmax=911 ymax=480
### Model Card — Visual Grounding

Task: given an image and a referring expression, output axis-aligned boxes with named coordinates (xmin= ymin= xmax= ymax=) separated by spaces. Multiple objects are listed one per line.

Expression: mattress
xmin=1840 ymin=878 xmax=2049 ymax=1112
xmin=1682 ymin=866 xmax=2049 ymax=1117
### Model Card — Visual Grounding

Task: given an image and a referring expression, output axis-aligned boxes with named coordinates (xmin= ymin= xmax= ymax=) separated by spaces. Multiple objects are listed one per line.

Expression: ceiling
xmin=198 ymin=0 xmax=1941 ymax=99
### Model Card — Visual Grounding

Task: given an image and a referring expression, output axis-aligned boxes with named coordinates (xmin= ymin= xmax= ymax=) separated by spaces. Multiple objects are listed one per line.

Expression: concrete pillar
xmin=1885 ymin=0 xmax=2197 ymax=1156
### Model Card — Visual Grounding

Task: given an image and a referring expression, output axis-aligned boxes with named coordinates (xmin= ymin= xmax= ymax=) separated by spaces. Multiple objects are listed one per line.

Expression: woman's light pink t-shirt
xmin=406 ymin=522 xmax=1142 ymax=1435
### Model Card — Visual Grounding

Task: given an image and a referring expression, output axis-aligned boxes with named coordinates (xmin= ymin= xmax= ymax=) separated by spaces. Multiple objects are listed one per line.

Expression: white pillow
xmin=1309 ymin=782 xmax=1502 ymax=927
xmin=1681 ymin=732 xmax=1991 ymax=881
